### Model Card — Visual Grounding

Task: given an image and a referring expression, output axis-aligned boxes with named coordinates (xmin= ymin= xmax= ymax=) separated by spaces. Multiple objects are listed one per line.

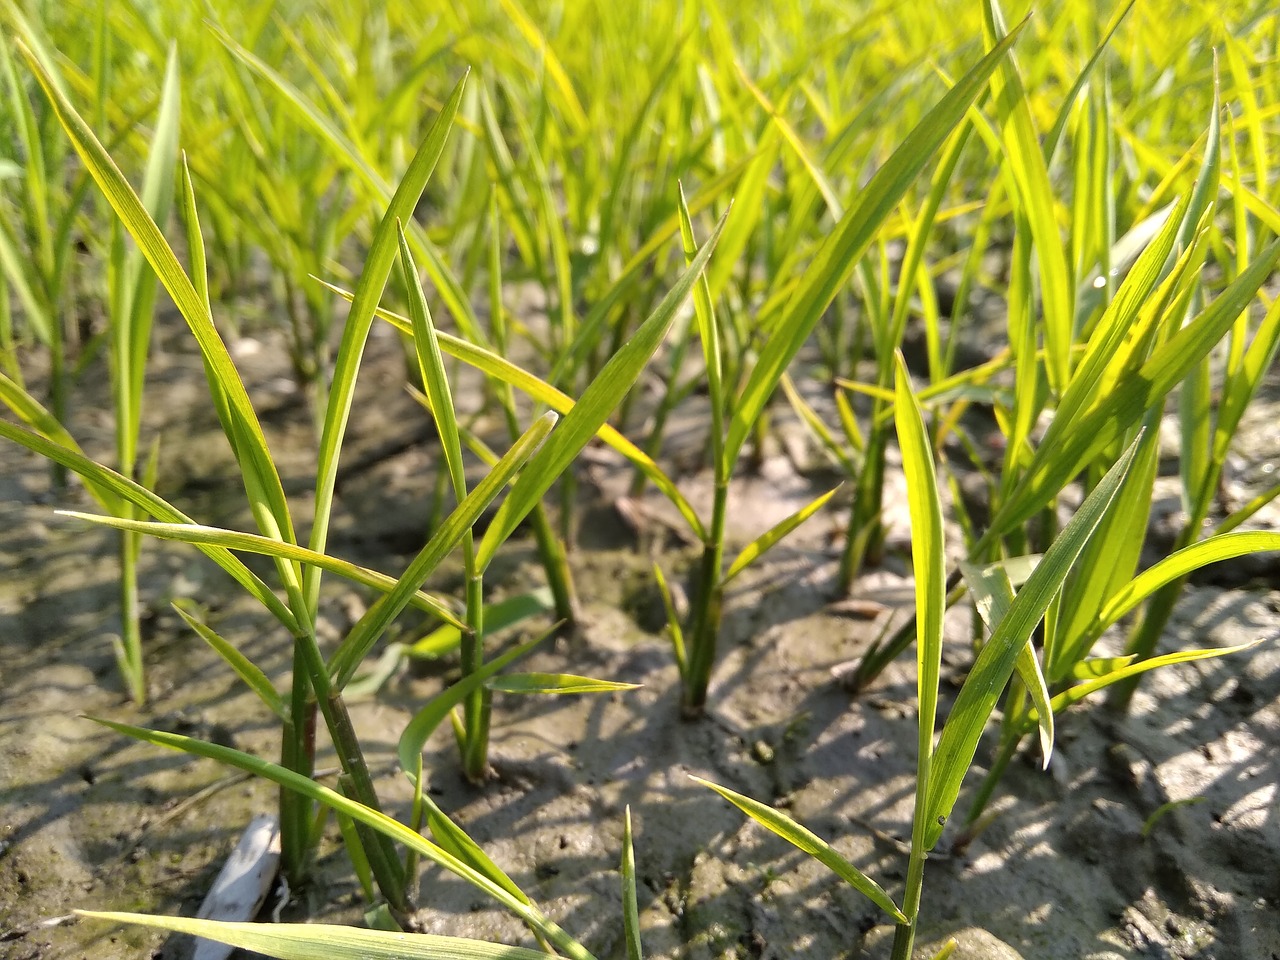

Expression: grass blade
xmin=407 ymin=590 xmax=555 ymax=659
xmin=88 ymin=718 xmax=593 ymax=960
xmin=76 ymin=913 xmax=548 ymax=959
xmin=722 ymin=485 xmax=841 ymax=584
xmin=691 ymin=776 xmax=906 ymax=923
xmin=1091 ymin=531 xmax=1280 ymax=637
xmin=172 ymin=602 xmax=285 ymax=720
xmin=1041 ymin=640 xmax=1264 ymax=716
xmin=988 ymin=237 xmax=1280 ymax=539
xmin=960 ymin=560 xmax=1054 ymax=767
xmin=889 ymin=352 xmax=948 ymax=953
xmin=485 ymin=674 xmax=640 ymax=695
xmin=397 ymin=221 xmax=465 ymax=501
xmin=0 ymin=420 xmax=294 ymax=630
xmin=653 ymin=561 xmax=687 ymax=677
xmin=55 ymin=511 xmax=462 ymax=628
xmin=475 ymin=208 xmax=730 ymax=572
xmin=317 ymin=280 xmax=706 ymax=541
xmin=397 ymin=633 xmax=548 ymax=782
xmin=307 ymin=73 xmax=468 ymax=611
xmin=621 ymin=807 xmax=642 ymax=960
xmin=983 ymin=0 xmax=1073 ymax=394
xmin=13 ymin=32 xmax=298 ymax=555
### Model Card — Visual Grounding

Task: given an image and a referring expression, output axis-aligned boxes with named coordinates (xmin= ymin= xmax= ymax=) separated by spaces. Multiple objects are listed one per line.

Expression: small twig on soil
xmin=117 ymin=766 xmax=344 ymax=861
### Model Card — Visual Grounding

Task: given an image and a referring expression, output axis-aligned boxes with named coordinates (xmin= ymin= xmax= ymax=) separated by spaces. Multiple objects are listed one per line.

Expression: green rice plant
xmin=58 ymin=804 xmax=639 ymax=960
xmin=1107 ymin=122 xmax=1280 ymax=710
xmin=356 ymin=22 xmax=1030 ymax=719
xmin=8 ymin=13 xmax=739 ymax=904
xmin=5 ymin=56 xmax=593 ymax=930
xmin=188 ymin=12 xmax=359 ymax=420
xmin=199 ymin=22 xmax=589 ymax=634
xmin=846 ymin=2 xmax=1280 ymax=700
xmin=96 ymin=45 xmax=180 ymax=704
xmin=24 ymin=348 xmax=1262 ymax=958
xmin=831 ymin=47 xmax=1280 ymax=829
xmin=695 ymin=357 xmax=1252 ymax=958
xmin=0 ymin=18 xmax=180 ymax=703
xmin=6 ymin=26 xmax=488 ymax=900
xmin=0 ymin=8 xmax=101 ymax=488
xmin=8 ymin=4 xmax=1280 ymax=955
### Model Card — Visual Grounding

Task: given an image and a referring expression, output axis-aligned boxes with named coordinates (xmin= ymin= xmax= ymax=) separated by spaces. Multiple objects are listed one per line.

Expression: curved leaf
xmin=329 ymin=412 xmax=557 ymax=689
xmin=691 ymin=776 xmax=906 ymax=923
xmin=56 ymin=511 xmax=462 ymax=629
xmin=77 ymin=912 xmax=547 ymax=960
xmin=722 ymin=485 xmax=841 ymax=584
xmin=88 ymin=719 xmax=592 ymax=960
xmin=486 ymin=674 xmax=640 ymax=695
xmin=723 ymin=20 xmax=1027 ymax=466
xmin=475 ymin=208 xmax=730 ymax=572
xmin=317 ymin=279 xmax=706 ymax=541
xmin=1091 ymin=531 xmax=1280 ymax=638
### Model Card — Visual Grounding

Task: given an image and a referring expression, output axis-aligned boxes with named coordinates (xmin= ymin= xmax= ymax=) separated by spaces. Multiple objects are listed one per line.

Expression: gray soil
xmin=2 ymin=310 xmax=1278 ymax=960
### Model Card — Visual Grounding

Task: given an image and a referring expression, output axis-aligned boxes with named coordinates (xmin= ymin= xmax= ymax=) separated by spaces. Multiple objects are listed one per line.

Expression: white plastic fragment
xmin=192 ymin=814 xmax=281 ymax=960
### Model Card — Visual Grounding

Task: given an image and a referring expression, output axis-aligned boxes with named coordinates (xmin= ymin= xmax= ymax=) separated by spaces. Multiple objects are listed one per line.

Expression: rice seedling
xmin=0 ymin=6 xmax=182 ymax=703
xmin=0 ymin=7 xmax=96 ymax=489
xmin=4 ymin=8 xmax=730 ymax=919
xmin=843 ymin=0 xmax=1280 ymax=707
xmin=695 ymin=357 xmax=1255 ymax=959
xmin=316 ymin=18 xmax=1025 ymax=719
xmin=4 ymin=2 xmax=1279 ymax=957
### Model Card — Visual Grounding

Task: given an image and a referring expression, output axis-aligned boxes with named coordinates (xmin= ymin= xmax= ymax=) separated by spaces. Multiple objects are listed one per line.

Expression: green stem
xmin=278 ymin=650 xmax=314 ymax=889
xmin=840 ymin=418 xmax=889 ymax=593
xmin=890 ymin=843 xmax=927 ymax=960
xmin=295 ymin=632 xmax=407 ymax=912
xmin=462 ymin=571 xmax=489 ymax=783
xmin=47 ymin=305 xmax=67 ymax=490
xmin=682 ymin=479 xmax=727 ymax=716
xmin=529 ymin=504 xmax=579 ymax=626
xmin=116 ymin=525 xmax=144 ymax=705
xmin=893 ymin=568 xmax=944 ymax=959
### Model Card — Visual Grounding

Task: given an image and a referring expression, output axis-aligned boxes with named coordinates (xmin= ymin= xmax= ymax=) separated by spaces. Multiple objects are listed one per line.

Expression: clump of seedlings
xmin=1 ymin=1 xmax=1277 ymax=958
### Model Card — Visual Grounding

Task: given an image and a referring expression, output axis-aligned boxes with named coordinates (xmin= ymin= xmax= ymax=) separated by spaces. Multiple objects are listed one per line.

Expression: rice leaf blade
xmin=13 ymin=33 xmax=298 ymax=553
xmin=691 ymin=776 xmax=906 ymax=923
xmin=76 ymin=914 xmax=548 ymax=959
xmin=485 ymin=674 xmax=640 ymax=695
xmin=172 ymin=603 xmax=285 ymax=719
xmin=1092 ymin=531 xmax=1280 ymax=635
xmin=621 ymin=808 xmax=643 ymax=960
xmin=1042 ymin=640 xmax=1263 ymax=716
xmin=317 ymin=280 xmax=706 ymax=540
xmin=475 ymin=209 xmax=730 ymax=572
xmin=55 ymin=512 xmax=462 ymax=628
xmin=86 ymin=720 xmax=595 ymax=959
xmin=397 ymin=633 xmax=547 ymax=782
xmin=307 ymin=73 xmax=468 ymax=609
xmin=0 ymin=420 xmax=294 ymax=630
xmin=722 ymin=486 xmax=841 ymax=584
